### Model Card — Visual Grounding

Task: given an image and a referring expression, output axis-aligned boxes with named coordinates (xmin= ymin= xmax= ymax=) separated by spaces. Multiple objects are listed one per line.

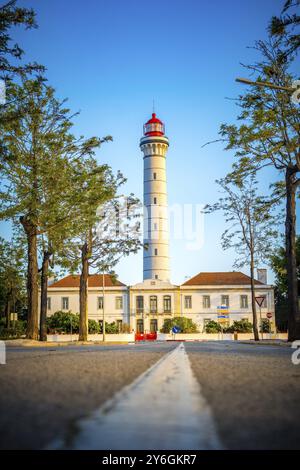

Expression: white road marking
xmin=49 ymin=342 xmax=223 ymax=450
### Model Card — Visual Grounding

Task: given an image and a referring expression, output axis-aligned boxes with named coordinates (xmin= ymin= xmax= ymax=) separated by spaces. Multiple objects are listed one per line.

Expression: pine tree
xmin=0 ymin=78 xmax=106 ymax=339
xmin=0 ymin=0 xmax=44 ymax=79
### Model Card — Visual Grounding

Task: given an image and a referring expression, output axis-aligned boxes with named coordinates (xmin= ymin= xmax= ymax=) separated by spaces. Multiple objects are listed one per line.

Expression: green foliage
xmin=0 ymin=319 xmax=27 ymax=339
xmin=160 ymin=316 xmax=198 ymax=334
xmin=260 ymin=318 xmax=272 ymax=333
xmin=88 ymin=319 xmax=100 ymax=334
xmin=269 ymin=237 xmax=300 ymax=329
xmin=0 ymin=0 xmax=44 ymax=78
xmin=270 ymin=236 xmax=300 ymax=300
xmin=204 ymin=320 xmax=222 ymax=334
xmin=102 ymin=321 xmax=119 ymax=334
xmin=46 ymin=312 xmax=129 ymax=335
xmin=225 ymin=319 xmax=253 ymax=333
xmin=46 ymin=311 xmax=79 ymax=334
xmin=0 ymin=237 xmax=27 ymax=320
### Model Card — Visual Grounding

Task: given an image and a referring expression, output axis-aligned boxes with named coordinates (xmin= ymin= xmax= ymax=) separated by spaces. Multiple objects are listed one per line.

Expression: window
xmin=240 ymin=295 xmax=248 ymax=309
xmin=154 ymin=248 xmax=158 ymax=256
xmin=62 ymin=297 xmax=69 ymax=310
xmin=155 ymin=274 xmax=158 ymax=280
xmin=150 ymin=295 xmax=157 ymax=313
xmin=203 ymin=295 xmax=210 ymax=308
xmin=153 ymin=197 xmax=157 ymax=204
xmin=150 ymin=319 xmax=158 ymax=332
xmin=117 ymin=319 xmax=123 ymax=332
xmin=115 ymin=296 xmax=123 ymax=309
xmin=97 ymin=296 xmax=103 ymax=309
xmin=221 ymin=295 xmax=229 ymax=307
xmin=163 ymin=295 xmax=171 ymax=313
xmin=136 ymin=319 xmax=144 ymax=333
xmin=184 ymin=295 xmax=192 ymax=309
xmin=47 ymin=297 xmax=51 ymax=310
xmin=136 ymin=296 xmax=144 ymax=314
xmin=153 ymin=172 xmax=157 ymax=180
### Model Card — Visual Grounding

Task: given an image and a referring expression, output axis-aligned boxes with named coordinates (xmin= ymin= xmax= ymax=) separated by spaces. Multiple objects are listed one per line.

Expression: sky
xmin=1 ymin=0 xmax=296 ymax=285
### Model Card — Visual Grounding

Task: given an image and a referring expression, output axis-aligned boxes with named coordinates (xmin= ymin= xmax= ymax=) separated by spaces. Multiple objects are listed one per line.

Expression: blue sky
xmin=2 ymin=0 xmax=294 ymax=285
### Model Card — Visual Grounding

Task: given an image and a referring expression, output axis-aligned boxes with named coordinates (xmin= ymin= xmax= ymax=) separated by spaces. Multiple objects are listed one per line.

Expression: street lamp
xmin=235 ymin=77 xmax=299 ymax=104
xmin=236 ymin=77 xmax=296 ymax=93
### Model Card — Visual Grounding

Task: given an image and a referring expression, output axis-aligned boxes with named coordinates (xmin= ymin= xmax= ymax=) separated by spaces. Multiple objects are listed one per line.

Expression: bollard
xmin=234 ymin=331 xmax=238 ymax=341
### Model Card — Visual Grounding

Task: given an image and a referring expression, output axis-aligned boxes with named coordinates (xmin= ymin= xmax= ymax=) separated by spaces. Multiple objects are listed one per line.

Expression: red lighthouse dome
xmin=143 ymin=113 xmax=165 ymax=136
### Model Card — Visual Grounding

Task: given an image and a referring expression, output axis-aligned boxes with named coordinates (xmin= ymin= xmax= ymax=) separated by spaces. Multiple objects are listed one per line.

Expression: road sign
xmin=255 ymin=296 xmax=265 ymax=307
xmin=266 ymin=312 xmax=272 ymax=319
xmin=172 ymin=326 xmax=181 ymax=334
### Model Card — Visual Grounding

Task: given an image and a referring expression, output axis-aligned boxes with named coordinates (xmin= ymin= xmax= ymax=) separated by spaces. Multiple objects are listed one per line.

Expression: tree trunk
xmin=250 ymin=254 xmax=260 ymax=341
xmin=21 ymin=217 xmax=39 ymax=340
xmin=286 ymin=168 xmax=300 ymax=341
xmin=79 ymin=242 xmax=89 ymax=342
xmin=5 ymin=299 xmax=11 ymax=329
xmin=39 ymin=251 xmax=51 ymax=342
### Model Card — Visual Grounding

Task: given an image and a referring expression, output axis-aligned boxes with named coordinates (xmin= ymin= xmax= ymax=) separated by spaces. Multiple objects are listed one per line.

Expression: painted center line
xmin=49 ymin=343 xmax=223 ymax=450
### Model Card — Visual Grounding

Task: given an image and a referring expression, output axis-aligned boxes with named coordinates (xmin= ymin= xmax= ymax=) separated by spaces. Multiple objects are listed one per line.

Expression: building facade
xmin=46 ymin=113 xmax=275 ymax=333
xmin=46 ymin=271 xmax=275 ymax=333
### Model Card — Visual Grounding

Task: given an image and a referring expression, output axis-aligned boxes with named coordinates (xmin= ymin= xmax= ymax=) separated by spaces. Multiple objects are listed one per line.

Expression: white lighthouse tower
xmin=140 ymin=113 xmax=170 ymax=281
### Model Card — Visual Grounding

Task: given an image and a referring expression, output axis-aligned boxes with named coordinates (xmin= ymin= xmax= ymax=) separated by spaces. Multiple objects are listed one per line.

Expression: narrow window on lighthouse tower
xmin=153 ymin=172 xmax=157 ymax=180
xmin=153 ymin=197 xmax=157 ymax=205
xmin=154 ymin=248 xmax=158 ymax=256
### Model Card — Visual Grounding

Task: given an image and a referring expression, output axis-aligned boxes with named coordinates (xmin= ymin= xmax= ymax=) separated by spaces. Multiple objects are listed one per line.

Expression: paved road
xmin=0 ymin=341 xmax=299 ymax=450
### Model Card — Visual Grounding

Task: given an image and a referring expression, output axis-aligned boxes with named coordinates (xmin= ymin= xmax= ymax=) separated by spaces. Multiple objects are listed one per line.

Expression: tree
xmin=61 ymin=191 xmax=142 ymax=342
xmin=0 ymin=236 xmax=26 ymax=327
xmin=269 ymin=0 xmax=300 ymax=57
xmin=0 ymin=0 xmax=44 ymax=79
xmin=205 ymin=176 xmax=278 ymax=341
xmin=0 ymin=78 xmax=106 ymax=339
xmin=270 ymin=236 xmax=300 ymax=329
xmin=160 ymin=317 xmax=198 ymax=334
xmin=204 ymin=320 xmax=221 ymax=334
xmin=218 ymin=34 xmax=300 ymax=340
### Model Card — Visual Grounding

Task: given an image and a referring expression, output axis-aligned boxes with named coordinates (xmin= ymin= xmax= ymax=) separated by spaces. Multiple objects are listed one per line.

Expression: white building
xmin=46 ymin=113 xmax=275 ymax=333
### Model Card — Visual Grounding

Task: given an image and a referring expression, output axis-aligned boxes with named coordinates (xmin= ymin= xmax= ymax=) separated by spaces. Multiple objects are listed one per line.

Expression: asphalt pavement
xmin=0 ymin=341 xmax=299 ymax=450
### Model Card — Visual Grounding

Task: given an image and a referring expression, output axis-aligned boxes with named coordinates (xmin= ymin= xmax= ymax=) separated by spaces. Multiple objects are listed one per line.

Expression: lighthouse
xmin=140 ymin=113 xmax=170 ymax=281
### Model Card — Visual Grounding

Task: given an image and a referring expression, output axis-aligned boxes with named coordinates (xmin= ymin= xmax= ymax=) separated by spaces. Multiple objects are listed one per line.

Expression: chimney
xmin=257 ymin=269 xmax=267 ymax=285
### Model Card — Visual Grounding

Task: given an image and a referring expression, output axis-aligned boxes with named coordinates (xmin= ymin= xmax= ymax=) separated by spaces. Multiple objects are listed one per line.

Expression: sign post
xmin=171 ymin=325 xmax=181 ymax=340
xmin=255 ymin=296 xmax=265 ymax=340
xmin=217 ymin=306 xmax=229 ymax=340
xmin=266 ymin=312 xmax=273 ymax=338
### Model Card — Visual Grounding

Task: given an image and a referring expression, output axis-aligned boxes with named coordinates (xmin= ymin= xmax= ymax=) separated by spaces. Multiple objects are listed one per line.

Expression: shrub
xmin=104 ymin=321 xmax=119 ymax=334
xmin=204 ymin=320 xmax=222 ymax=334
xmin=160 ymin=316 xmax=198 ymax=333
xmin=225 ymin=319 xmax=253 ymax=333
xmin=0 ymin=320 xmax=27 ymax=339
xmin=120 ymin=323 xmax=131 ymax=333
xmin=46 ymin=311 xmax=79 ymax=333
xmin=260 ymin=318 xmax=272 ymax=333
xmin=88 ymin=319 xmax=99 ymax=334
